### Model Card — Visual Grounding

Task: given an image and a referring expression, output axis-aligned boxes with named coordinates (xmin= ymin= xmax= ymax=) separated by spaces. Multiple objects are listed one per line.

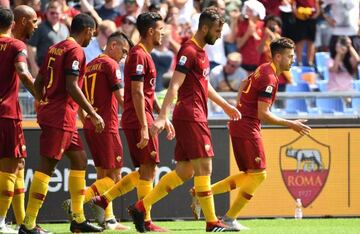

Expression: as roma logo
xmin=279 ymin=135 xmax=330 ymax=207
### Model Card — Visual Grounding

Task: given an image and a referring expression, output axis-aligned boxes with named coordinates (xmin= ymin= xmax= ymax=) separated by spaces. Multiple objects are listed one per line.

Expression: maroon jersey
xmin=37 ymin=38 xmax=86 ymax=132
xmin=229 ymin=62 xmax=278 ymax=138
xmin=83 ymin=54 xmax=122 ymax=133
xmin=172 ymin=39 xmax=210 ymax=122
xmin=121 ymin=44 xmax=156 ymax=129
xmin=0 ymin=36 xmax=28 ymax=120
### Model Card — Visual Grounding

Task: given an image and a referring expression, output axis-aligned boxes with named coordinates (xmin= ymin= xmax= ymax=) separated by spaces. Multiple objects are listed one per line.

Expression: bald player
xmin=0 ymin=5 xmax=38 ymax=234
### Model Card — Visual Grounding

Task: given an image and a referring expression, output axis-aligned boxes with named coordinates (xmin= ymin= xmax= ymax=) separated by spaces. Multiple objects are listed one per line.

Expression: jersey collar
xmin=138 ymin=43 xmax=151 ymax=55
xmin=270 ymin=62 xmax=279 ymax=79
xmin=191 ymin=37 xmax=204 ymax=49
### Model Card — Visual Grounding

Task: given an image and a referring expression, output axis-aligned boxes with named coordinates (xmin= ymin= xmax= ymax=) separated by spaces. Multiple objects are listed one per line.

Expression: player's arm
xmin=15 ymin=61 xmax=36 ymax=98
xmin=257 ymin=101 xmax=311 ymax=135
xmin=236 ymin=78 xmax=249 ymax=106
xmin=131 ymin=80 xmax=149 ymax=148
xmin=153 ymin=96 xmax=161 ymax=114
xmin=34 ymin=73 xmax=45 ymax=101
xmin=150 ymin=70 xmax=185 ymax=137
xmin=66 ymin=74 xmax=104 ymax=132
xmin=114 ymin=87 xmax=124 ymax=110
xmin=208 ymin=83 xmax=241 ymax=120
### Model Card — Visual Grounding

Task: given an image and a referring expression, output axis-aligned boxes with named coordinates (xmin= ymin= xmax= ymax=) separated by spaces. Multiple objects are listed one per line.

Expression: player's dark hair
xmin=70 ymin=13 xmax=96 ymax=35
xmin=0 ymin=6 xmax=14 ymax=30
xmin=107 ymin=31 xmax=134 ymax=48
xmin=136 ymin=12 xmax=162 ymax=38
xmin=270 ymin=37 xmax=295 ymax=57
xmin=198 ymin=7 xmax=224 ymax=30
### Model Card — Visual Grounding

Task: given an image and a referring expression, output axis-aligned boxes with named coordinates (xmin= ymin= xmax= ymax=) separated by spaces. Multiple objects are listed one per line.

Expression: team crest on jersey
xmin=116 ymin=69 xmax=121 ymax=79
xmin=72 ymin=60 xmax=79 ymax=70
xmin=178 ymin=55 xmax=187 ymax=66
xmin=136 ymin=64 xmax=144 ymax=75
xmin=265 ymin=86 xmax=273 ymax=94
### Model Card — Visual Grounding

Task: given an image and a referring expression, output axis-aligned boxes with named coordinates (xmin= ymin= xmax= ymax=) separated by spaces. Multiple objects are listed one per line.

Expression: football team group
xmin=0 ymin=4 xmax=310 ymax=234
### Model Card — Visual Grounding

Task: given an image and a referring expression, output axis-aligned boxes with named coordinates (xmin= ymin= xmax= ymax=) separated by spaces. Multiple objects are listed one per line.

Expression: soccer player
xmin=193 ymin=37 xmax=311 ymax=231
xmin=127 ymin=7 xmax=241 ymax=232
xmin=19 ymin=14 xmax=104 ymax=234
xmin=91 ymin=12 xmax=173 ymax=232
xmin=81 ymin=31 xmax=132 ymax=230
xmin=0 ymin=6 xmax=37 ymax=234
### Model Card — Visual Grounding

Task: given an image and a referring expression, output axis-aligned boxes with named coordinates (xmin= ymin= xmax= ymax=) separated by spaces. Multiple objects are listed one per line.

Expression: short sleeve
xmin=106 ymin=61 xmax=122 ymax=91
xmin=64 ymin=47 xmax=85 ymax=76
xmin=127 ymin=52 xmax=147 ymax=81
xmin=13 ymin=41 xmax=27 ymax=63
xmin=257 ymin=73 xmax=277 ymax=103
xmin=175 ymin=46 xmax=195 ymax=74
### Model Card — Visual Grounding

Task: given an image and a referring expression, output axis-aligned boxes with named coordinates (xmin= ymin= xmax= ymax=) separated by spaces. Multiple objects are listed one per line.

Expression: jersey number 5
xmin=46 ymin=57 xmax=56 ymax=89
xmin=84 ymin=73 xmax=97 ymax=105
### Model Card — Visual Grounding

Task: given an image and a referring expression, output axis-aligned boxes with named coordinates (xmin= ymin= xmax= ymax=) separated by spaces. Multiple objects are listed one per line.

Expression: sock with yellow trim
xmin=226 ymin=171 xmax=267 ymax=219
xmin=194 ymin=175 xmax=217 ymax=222
xmin=84 ymin=177 xmax=115 ymax=203
xmin=137 ymin=179 xmax=153 ymax=221
xmin=211 ymin=172 xmax=247 ymax=195
xmin=12 ymin=169 xmax=25 ymax=224
xmin=0 ymin=172 xmax=17 ymax=219
xmin=69 ymin=170 xmax=86 ymax=223
xmin=143 ymin=171 xmax=184 ymax=214
xmin=103 ymin=171 xmax=139 ymax=202
xmin=23 ymin=171 xmax=50 ymax=230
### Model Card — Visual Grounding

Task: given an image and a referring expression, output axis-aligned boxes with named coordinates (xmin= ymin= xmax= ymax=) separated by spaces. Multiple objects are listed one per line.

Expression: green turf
xmin=30 ymin=218 xmax=360 ymax=234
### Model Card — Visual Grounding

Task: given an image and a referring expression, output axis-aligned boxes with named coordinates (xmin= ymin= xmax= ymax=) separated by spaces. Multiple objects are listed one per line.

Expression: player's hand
xmin=90 ymin=113 xmax=105 ymax=133
xmin=290 ymin=119 xmax=311 ymax=135
xmin=164 ymin=118 xmax=175 ymax=140
xmin=150 ymin=116 xmax=166 ymax=137
xmin=224 ymin=104 xmax=241 ymax=121
xmin=137 ymin=126 xmax=149 ymax=149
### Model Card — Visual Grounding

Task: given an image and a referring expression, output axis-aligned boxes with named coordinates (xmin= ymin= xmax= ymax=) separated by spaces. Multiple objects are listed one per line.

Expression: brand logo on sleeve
xmin=116 ymin=69 xmax=121 ymax=80
xmin=21 ymin=49 xmax=28 ymax=56
xmin=179 ymin=56 xmax=187 ymax=66
xmin=136 ymin=64 xmax=144 ymax=75
xmin=72 ymin=60 xmax=79 ymax=70
xmin=265 ymin=86 xmax=273 ymax=94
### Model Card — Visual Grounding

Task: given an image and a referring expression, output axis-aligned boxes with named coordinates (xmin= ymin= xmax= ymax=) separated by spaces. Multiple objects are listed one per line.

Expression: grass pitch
xmin=33 ymin=218 xmax=359 ymax=233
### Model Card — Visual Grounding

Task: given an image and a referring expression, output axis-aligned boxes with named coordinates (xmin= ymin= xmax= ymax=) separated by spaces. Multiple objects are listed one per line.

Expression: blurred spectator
xmin=258 ymin=15 xmax=282 ymax=64
xmin=0 ymin=0 xmax=9 ymax=8
xmin=314 ymin=1 xmax=331 ymax=52
xmin=151 ymin=32 xmax=174 ymax=91
xmin=259 ymin=0 xmax=282 ymax=16
xmin=210 ymin=52 xmax=248 ymax=92
xmin=164 ymin=4 xmax=182 ymax=53
xmin=323 ymin=0 xmax=360 ymax=54
xmin=174 ymin=0 xmax=194 ymax=24
xmin=95 ymin=0 xmax=120 ymax=21
xmin=291 ymin=0 xmax=320 ymax=66
xmin=114 ymin=0 xmax=139 ymax=26
xmin=27 ymin=0 xmax=69 ymax=77
xmin=279 ymin=0 xmax=297 ymax=41
xmin=58 ymin=0 xmax=80 ymax=27
xmin=84 ymin=20 xmax=117 ymax=63
xmin=328 ymin=36 xmax=360 ymax=91
xmin=236 ymin=0 xmax=265 ymax=72
xmin=119 ymin=15 xmax=140 ymax=44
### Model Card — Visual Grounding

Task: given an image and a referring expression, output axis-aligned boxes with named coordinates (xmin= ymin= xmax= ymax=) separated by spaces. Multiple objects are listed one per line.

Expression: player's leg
xmin=12 ymin=159 xmax=26 ymax=226
xmin=222 ymin=137 xmax=267 ymax=230
xmin=20 ymin=155 xmax=58 ymax=233
xmin=0 ymin=158 xmax=20 ymax=234
xmin=141 ymin=161 xmax=193 ymax=214
xmin=0 ymin=119 xmax=26 ymax=233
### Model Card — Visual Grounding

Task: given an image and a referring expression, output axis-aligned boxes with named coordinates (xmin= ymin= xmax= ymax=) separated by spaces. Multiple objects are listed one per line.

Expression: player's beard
xmin=204 ymin=32 xmax=216 ymax=45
